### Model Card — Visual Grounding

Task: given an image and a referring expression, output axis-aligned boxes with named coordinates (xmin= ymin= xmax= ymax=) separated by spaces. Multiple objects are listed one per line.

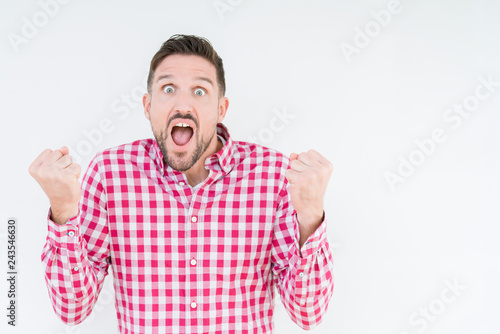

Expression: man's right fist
xmin=29 ymin=146 xmax=81 ymax=225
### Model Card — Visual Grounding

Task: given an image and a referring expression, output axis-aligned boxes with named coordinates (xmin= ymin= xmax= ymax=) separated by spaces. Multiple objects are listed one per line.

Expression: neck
xmin=184 ymin=136 xmax=223 ymax=187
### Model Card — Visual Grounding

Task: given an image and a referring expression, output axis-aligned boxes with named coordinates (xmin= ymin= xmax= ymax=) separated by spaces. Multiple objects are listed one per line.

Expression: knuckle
xmin=28 ymin=165 xmax=36 ymax=176
xmin=38 ymin=167 xmax=48 ymax=179
xmin=49 ymin=150 xmax=60 ymax=159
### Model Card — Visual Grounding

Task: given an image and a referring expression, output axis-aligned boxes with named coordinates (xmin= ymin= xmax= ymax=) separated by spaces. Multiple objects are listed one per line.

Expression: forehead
xmin=154 ymin=54 xmax=216 ymax=82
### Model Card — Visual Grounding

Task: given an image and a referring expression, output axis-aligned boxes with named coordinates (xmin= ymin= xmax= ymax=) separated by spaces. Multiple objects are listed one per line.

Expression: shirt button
xmin=73 ymin=266 xmax=79 ymax=272
xmin=190 ymin=258 xmax=197 ymax=266
xmin=190 ymin=301 xmax=197 ymax=309
xmin=67 ymin=231 xmax=75 ymax=237
xmin=179 ymin=181 xmax=185 ymax=186
xmin=299 ymin=272 xmax=304 ymax=278
xmin=191 ymin=216 xmax=198 ymax=223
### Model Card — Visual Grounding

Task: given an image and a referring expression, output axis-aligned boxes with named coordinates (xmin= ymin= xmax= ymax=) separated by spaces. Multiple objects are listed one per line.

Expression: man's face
xmin=143 ymin=54 xmax=228 ymax=172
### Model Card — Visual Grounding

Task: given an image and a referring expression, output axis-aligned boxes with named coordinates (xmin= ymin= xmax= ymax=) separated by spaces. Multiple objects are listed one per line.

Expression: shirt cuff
xmin=46 ymin=208 xmax=80 ymax=250
xmin=297 ymin=212 xmax=328 ymax=259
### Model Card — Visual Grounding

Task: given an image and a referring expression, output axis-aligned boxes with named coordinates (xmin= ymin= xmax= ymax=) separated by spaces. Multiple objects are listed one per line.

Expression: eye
xmin=163 ymin=85 xmax=175 ymax=93
xmin=194 ymin=88 xmax=206 ymax=96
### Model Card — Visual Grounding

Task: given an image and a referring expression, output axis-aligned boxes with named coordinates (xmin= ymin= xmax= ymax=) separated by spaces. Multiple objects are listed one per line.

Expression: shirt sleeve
xmin=271 ymin=183 xmax=334 ymax=330
xmin=41 ymin=156 xmax=110 ymax=325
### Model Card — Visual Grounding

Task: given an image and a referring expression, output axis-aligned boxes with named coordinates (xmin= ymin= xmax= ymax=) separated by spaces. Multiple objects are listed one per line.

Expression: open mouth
xmin=171 ymin=122 xmax=194 ymax=146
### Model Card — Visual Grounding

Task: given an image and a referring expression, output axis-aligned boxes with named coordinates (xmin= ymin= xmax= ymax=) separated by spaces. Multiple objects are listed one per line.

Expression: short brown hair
xmin=147 ymin=34 xmax=226 ymax=97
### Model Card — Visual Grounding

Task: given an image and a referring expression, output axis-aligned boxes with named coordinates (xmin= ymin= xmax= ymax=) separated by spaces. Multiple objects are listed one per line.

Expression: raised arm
xmin=30 ymin=149 xmax=110 ymax=324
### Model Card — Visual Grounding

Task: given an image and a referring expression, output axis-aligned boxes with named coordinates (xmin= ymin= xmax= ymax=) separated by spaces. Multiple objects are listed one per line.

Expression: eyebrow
xmin=156 ymin=74 xmax=214 ymax=87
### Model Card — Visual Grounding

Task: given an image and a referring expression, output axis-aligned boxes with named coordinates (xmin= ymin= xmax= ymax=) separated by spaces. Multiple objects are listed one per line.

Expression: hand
xmin=285 ymin=150 xmax=333 ymax=247
xmin=29 ymin=146 xmax=81 ymax=225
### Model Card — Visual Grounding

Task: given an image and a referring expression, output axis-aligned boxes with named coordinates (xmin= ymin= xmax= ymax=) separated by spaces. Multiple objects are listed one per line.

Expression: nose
xmin=173 ymin=89 xmax=194 ymax=114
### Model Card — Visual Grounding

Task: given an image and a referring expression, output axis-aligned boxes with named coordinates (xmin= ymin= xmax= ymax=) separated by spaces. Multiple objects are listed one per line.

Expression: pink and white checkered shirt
xmin=41 ymin=123 xmax=334 ymax=333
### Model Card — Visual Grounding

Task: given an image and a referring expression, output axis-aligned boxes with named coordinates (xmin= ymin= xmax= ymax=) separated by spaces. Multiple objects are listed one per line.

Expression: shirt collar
xmin=151 ymin=123 xmax=234 ymax=178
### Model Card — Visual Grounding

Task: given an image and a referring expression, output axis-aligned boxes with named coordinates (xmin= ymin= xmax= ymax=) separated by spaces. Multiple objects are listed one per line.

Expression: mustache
xmin=167 ymin=113 xmax=198 ymax=129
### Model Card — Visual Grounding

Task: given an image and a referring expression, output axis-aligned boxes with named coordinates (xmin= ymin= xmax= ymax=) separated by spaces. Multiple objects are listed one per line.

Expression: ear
xmin=143 ymin=93 xmax=151 ymax=120
xmin=217 ymin=96 xmax=229 ymax=123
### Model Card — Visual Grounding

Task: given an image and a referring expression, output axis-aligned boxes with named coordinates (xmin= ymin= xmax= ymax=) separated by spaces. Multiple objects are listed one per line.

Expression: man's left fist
xmin=285 ymin=149 xmax=333 ymax=228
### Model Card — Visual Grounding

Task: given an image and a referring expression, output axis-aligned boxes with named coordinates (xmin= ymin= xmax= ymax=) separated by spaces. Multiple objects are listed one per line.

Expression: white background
xmin=1 ymin=0 xmax=499 ymax=333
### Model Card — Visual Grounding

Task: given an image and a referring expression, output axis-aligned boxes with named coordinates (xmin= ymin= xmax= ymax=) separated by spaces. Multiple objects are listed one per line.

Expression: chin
xmin=160 ymin=139 xmax=203 ymax=172
xmin=166 ymin=152 xmax=195 ymax=172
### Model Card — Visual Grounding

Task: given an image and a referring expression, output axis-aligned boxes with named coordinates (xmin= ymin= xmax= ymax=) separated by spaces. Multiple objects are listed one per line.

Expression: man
xmin=29 ymin=34 xmax=334 ymax=333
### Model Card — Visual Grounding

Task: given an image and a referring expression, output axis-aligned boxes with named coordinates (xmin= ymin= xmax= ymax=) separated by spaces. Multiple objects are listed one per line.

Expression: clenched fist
xmin=28 ymin=146 xmax=81 ymax=225
xmin=285 ymin=149 xmax=333 ymax=249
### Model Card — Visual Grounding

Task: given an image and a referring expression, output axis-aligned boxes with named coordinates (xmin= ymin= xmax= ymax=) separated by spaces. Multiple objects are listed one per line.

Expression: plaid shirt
xmin=41 ymin=123 xmax=334 ymax=333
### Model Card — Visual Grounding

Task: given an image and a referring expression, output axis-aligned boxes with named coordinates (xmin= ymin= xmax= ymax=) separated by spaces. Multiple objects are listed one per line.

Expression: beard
xmin=154 ymin=119 xmax=216 ymax=172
